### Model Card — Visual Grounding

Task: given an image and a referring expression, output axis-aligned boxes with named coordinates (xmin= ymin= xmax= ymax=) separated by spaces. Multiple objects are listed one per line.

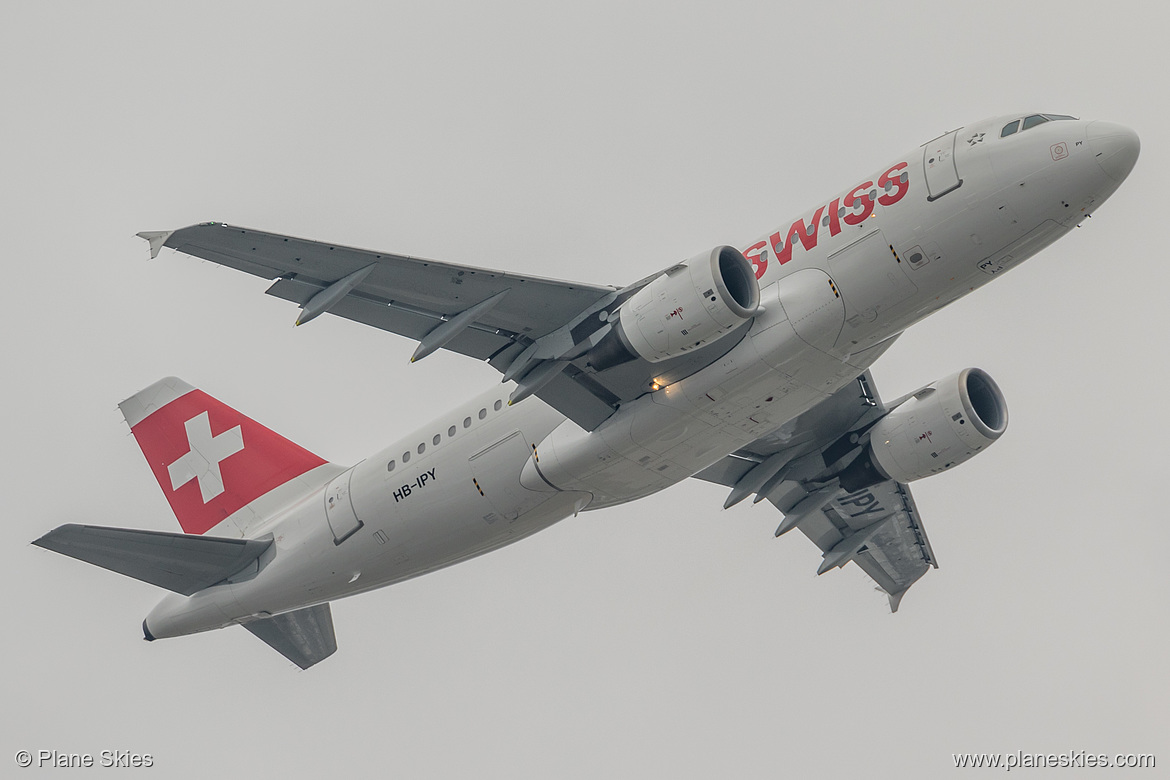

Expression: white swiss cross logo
xmin=166 ymin=412 xmax=244 ymax=503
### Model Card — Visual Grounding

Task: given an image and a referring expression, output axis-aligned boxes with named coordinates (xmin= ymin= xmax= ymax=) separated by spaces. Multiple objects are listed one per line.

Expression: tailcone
xmin=144 ymin=590 xmax=235 ymax=640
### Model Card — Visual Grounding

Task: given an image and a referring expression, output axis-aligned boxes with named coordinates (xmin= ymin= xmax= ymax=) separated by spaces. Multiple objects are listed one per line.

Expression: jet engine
xmin=587 ymin=246 xmax=761 ymax=371
xmin=838 ymin=368 xmax=1008 ymax=491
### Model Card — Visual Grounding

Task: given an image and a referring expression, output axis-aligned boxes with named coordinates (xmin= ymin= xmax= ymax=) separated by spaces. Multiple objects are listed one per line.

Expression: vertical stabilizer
xmin=120 ymin=377 xmax=328 ymax=535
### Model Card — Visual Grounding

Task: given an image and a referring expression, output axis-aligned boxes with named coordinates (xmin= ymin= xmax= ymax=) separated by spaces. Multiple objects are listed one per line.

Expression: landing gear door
xmin=923 ymin=129 xmax=963 ymax=201
xmin=325 ymin=468 xmax=363 ymax=544
xmin=775 ymin=268 xmax=845 ymax=352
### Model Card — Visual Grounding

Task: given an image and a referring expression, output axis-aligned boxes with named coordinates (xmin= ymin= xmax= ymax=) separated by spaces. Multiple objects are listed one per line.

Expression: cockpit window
xmin=1002 ymin=113 xmax=1077 ymax=139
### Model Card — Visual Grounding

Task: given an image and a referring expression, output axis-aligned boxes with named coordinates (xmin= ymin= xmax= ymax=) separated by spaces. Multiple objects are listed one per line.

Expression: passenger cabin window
xmin=494 ymin=400 xmax=502 ymax=411
xmin=387 ymin=459 xmax=395 ymax=472
xmin=1001 ymin=120 xmax=1020 ymax=137
xmin=1022 ymin=114 xmax=1048 ymax=130
xmin=448 ymin=425 xmax=456 ymax=437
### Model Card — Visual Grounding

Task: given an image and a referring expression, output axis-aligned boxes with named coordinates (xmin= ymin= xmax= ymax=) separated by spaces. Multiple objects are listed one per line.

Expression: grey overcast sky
xmin=3 ymin=2 xmax=1166 ymax=777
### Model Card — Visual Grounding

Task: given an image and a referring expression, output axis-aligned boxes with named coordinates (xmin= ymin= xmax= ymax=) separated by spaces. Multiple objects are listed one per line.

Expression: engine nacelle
xmin=587 ymin=246 xmax=760 ymax=371
xmin=839 ymin=368 xmax=1008 ymax=491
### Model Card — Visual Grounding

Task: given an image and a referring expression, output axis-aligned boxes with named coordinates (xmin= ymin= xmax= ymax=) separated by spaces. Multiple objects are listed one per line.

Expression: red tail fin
xmin=120 ymin=378 xmax=327 ymax=535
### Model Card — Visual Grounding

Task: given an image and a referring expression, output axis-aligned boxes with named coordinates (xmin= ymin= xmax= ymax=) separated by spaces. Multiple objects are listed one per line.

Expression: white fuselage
xmin=145 ymin=115 xmax=1133 ymax=639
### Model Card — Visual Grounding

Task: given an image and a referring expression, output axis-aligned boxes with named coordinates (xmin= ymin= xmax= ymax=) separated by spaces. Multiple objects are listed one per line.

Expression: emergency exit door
xmin=922 ymin=129 xmax=963 ymax=201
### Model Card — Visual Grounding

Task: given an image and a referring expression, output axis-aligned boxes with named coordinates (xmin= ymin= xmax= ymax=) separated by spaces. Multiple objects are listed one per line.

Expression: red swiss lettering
xmin=843 ymin=182 xmax=874 ymax=225
xmin=878 ymin=162 xmax=909 ymax=206
xmin=827 ymin=197 xmax=842 ymax=237
xmin=769 ymin=205 xmax=827 ymax=266
xmin=753 ymin=161 xmax=910 ymax=274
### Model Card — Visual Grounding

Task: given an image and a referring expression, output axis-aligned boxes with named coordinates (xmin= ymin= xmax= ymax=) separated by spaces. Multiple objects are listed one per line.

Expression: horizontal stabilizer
xmin=243 ymin=604 xmax=337 ymax=669
xmin=33 ymin=524 xmax=272 ymax=596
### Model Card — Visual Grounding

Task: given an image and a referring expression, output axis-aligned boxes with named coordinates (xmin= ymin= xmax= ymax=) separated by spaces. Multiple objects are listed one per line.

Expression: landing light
xmin=650 ymin=382 xmax=661 ymax=391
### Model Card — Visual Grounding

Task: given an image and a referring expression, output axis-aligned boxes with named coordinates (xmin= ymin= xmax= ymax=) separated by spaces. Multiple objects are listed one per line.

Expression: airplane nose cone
xmin=1087 ymin=121 xmax=1140 ymax=182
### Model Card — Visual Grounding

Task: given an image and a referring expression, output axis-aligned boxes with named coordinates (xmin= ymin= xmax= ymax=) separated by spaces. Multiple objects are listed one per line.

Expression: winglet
xmin=887 ymin=588 xmax=907 ymax=613
xmin=136 ymin=230 xmax=174 ymax=260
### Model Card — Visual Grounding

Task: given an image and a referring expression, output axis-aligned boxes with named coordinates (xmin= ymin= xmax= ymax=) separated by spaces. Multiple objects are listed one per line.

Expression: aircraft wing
xmin=147 ymin=222 xmax=614 ymax=361
xmin=694 ymin=369 xmax=938 ymax=611
xmin=146 ymin=223 xmax=752 ymax=431
xmin=769 ymin=474 xmax=936 ymax=612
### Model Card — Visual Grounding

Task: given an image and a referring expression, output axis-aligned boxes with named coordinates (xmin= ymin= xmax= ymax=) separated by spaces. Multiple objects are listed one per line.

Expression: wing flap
xmin=243 ymin=604 xmax=337 ymax=670
xmin=534 ymin=371 xmax=623 ymax=431
xmin=33 ymin=524 xmax=273 ymax=596
xmin=693 ymin=454 xmax=756 ymax=488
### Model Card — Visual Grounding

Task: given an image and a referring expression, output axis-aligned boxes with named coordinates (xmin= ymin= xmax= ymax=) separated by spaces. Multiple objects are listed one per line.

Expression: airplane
xmin=35 ymin=113 xmax=1139 ymax=669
